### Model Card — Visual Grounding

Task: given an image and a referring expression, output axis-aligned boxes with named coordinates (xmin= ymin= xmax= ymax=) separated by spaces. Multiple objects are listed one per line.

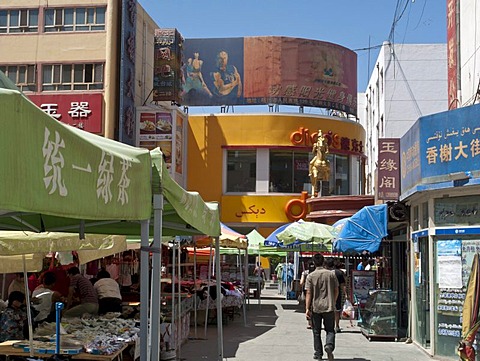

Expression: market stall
xmin=0 ymin=71 xmax=222 ymax=361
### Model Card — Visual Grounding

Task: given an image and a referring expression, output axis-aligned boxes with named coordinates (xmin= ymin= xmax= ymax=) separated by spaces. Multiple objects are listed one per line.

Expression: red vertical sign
xmin=447 ymin=0 xmax=458 ymax=109
xmin=377 ymin=138 xmax=400 ymax=201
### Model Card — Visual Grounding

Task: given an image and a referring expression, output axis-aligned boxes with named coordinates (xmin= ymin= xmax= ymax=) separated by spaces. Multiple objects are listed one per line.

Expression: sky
xmin=140 ymin=0 xmax=447 ymax=113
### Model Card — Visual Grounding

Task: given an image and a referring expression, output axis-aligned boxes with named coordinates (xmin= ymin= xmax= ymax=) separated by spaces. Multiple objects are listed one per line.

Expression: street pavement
xmin=177 ymin=282 xmax=440 ymax=361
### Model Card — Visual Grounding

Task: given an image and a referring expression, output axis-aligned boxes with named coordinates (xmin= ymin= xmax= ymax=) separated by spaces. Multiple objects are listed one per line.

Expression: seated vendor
xmin=94 ymin=269 xmax=122 ymax=315
xmin=63 ymin=267 xmax=99 ymax=318
xmin=32 ymin=272 xmax=64 ymax=323
xmin=0 ymin=291 xmax=28 ymax=342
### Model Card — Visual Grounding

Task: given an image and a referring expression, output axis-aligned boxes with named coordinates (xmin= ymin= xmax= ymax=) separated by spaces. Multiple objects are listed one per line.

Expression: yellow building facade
xmin=187 ymin=112 xmax=366 ymax=236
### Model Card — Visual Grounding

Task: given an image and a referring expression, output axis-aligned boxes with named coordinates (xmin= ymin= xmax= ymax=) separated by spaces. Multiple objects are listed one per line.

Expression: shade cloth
xmin=0 ymin=231 xmax=126 ymax=272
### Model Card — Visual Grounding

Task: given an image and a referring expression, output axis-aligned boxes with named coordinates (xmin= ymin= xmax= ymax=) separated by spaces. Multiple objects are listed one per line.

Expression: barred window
xmin=44 ymin=7 xmax=106 ymax=32
xmin=0 ymin=65 xmax=37 ymax=91
xmin=0 ymin=9 xmax=39 ymax=33
xmin=42 ymin=63 xmax=104 ymax=91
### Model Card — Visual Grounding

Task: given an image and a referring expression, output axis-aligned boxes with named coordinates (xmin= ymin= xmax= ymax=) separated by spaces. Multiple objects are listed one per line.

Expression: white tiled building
xmin=361 ymin=42 xmax=448 ymax=195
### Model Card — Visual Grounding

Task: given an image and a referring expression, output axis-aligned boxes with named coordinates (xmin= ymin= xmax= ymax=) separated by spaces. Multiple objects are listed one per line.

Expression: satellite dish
xmin=389 ymin=202 xmax=408 ymax=222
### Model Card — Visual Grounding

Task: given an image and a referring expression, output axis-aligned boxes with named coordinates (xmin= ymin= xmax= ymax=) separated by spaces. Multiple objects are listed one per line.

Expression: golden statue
xmin=308 ymin=130 xmax=330 ymax=197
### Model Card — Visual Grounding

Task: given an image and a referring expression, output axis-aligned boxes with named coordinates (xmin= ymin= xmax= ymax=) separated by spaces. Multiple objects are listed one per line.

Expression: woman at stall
xmin=94 ymin=269 xmax=122 ymax=315
xmin=0 ymin=291 xmax=28 ymax=342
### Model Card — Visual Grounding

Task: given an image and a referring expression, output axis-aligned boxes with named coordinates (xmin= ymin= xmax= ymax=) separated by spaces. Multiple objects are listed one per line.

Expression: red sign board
xmin=377 ymin=138 xmax=400 ymax=201
xmin=28 ymin=93 xmax=103 ymax=134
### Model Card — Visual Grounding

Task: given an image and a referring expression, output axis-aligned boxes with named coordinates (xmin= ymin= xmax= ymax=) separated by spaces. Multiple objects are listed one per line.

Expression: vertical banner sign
xmin=447 ymin=0 xmax=458 ymax=109
xmin=153 ymin=29 xmax=183 ymax=104
xmin=377 ymin=138 xmax=400 ymax=200
xmin=119 ymin=0 xmax=137 ymax=146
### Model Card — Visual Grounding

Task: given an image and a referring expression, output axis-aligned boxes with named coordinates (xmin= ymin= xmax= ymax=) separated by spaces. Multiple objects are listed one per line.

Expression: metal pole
xmin=205 ymin=242 xmax=213 ymax=338
xmin=150 ymin=194 xmax=163 ymax=361
xmin=171 ymin=241 xmax=176 ymax=353
xmin=177 ymin=240 xmax=182 ymax=357
xmin=139 ymin=220 xmax=150 ymax=361
xmin=215 ymin=237 xmax=224 ymax=360
xmin=238 ymin=249 xmax=247 ymax=326
xmin=22 ymin=256 xmax=34 ymax=357
xmin=193 ymin=243 xmax=198 ymax=338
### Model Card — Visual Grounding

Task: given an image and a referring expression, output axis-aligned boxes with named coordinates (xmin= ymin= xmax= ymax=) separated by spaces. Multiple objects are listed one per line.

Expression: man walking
xmin=305 ymin=253 xmax=339 ymax=360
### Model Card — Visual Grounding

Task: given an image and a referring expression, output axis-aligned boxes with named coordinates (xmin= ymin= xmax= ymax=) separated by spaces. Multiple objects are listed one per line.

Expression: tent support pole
xmin=215 ymin=236 xmax=224 ymax=360
xmin=23 ymin=256 xmax=34 ymax=357
xmin=205 ymin=243 xmax=213 ymax=338
xmin=238 ymin=249 xmax=247 ymax=326
xmin=151 ymin=194 xmax=163 ymax=361
xmin=140 ymin=219 xmax=150 ymax=361
xmin=177 ymin=240 xmax=182 ymax=357
xmin=194 ymin=243 xmax=198 ymax=338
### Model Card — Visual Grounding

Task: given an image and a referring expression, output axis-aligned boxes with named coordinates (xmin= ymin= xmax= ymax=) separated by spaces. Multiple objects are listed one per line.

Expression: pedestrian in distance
xmin=305 ymin=253 xmax=339 ymax=361
xmin=325 ymin=258 xmax=348 ymax=333
xmin=300 ymin=261 xmax=316 ymax=329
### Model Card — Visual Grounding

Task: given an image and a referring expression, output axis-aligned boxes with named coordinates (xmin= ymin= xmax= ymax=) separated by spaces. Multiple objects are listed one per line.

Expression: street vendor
xmin=64 ymin=266 xmax=99 ymax=318
xmin=94 ymin=269 xmax=122 ymax=315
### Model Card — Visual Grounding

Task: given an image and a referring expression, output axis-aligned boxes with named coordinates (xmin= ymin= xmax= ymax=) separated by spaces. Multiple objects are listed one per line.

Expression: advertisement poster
xmin=437 ymin=240 xmax=462 ymax=289
xmin=139 ymin=112 xmax=172 ymax=142
xmin=351 ymin=271 xmax=376 ymax=308
xmin=175 ymin=115 xmax=183 ymax=174
xmin=182 ymin=37 xmax=357 ymax=116
xmin=437 ymin=256 xmax=462 ymax=288
xmin=138 ymin=111 xmax=173 ymax=170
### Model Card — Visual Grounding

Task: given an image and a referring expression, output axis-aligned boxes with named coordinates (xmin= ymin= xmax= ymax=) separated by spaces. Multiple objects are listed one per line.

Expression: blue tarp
xmin=333 ymin=204 xmax=388 ymax=254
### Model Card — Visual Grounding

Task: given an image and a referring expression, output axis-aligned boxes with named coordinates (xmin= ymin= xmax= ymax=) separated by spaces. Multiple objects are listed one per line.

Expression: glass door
xmin=414 ymin=236 xmax=430 ymax=347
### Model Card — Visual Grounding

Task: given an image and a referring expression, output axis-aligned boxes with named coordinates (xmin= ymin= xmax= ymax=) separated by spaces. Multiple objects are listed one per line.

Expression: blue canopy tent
xmin=333 ymin=204 xmax=388 ymax=254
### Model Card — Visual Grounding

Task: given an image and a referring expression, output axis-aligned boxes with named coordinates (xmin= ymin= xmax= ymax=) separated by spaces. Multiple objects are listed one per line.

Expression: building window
xmin=332 ymin=154 xmax=349 ymax=195
xmin=226 ymin=150 xmax=256 ymax=193
xmin=269 ymin=150 xmax=310 ymax=193
xmin=42 ymin=63 xmax=104 ymax=91
xmin=0 ymin=9 xmax=39 ymax=33
xmin=0 ymin=65 xmax=36 ymax=91
xmin=44 ymin=7 xmax=106 ymax=32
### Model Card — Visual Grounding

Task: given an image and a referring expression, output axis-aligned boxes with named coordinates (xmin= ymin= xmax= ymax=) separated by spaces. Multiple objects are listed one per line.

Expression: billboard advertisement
xmin=180 ymin=36 xmax=357 ymax=116
xmin=400 ymin=104 xmax=480 ymax=195
xmin=153 ymin=29 xmax=183 ymax=104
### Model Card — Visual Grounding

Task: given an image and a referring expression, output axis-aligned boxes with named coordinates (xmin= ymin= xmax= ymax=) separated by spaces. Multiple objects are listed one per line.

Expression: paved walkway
xmin=176 ymin=283 xmax=440 ymax=361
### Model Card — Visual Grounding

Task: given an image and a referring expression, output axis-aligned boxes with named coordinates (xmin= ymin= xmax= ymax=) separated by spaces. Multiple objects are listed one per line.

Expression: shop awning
xmin=333 ymin=204 xmax=388 ymax=254
xmin=194 ymin=223 xmax=247 ymax=249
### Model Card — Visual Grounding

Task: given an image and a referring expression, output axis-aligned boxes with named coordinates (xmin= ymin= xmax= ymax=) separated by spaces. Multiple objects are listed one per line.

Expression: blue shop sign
xmin=435 ymin=227 xmax=480 ymax=236
xmin=420 ymin=104 xmax=480 ymax=179
xmin=400 ymin=103 xmax=480 ymax=195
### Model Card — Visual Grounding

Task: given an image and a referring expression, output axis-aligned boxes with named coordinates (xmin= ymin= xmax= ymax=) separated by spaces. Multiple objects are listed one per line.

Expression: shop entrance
xmin=414 ymin=236 xmax=430 ymax=348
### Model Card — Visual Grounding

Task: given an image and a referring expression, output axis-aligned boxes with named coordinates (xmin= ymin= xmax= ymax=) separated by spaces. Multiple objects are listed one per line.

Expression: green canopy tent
xmin=0 ymin=72 xmax=221 ymax=361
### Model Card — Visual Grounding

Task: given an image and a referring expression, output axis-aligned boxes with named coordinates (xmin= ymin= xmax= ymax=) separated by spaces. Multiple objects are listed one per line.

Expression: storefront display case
xmin=358 ymin=289 xmax=398 ymax=341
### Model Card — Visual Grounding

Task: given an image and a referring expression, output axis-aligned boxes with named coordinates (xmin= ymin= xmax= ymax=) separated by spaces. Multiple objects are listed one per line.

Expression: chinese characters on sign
xmin=424 ymin=126 xmax=480 ymax=165
xmin=153 ymin=28 xmax=183 ymax=103
xmin=29 ymin=94 xmax=103 ymax=134
xmin=290 ymin=127 xmax=364 ymax=155
xmin=42 ymin=126 xmax=132 ymax=206
xmin=377 ymin=138 xmax=400 ymax=200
